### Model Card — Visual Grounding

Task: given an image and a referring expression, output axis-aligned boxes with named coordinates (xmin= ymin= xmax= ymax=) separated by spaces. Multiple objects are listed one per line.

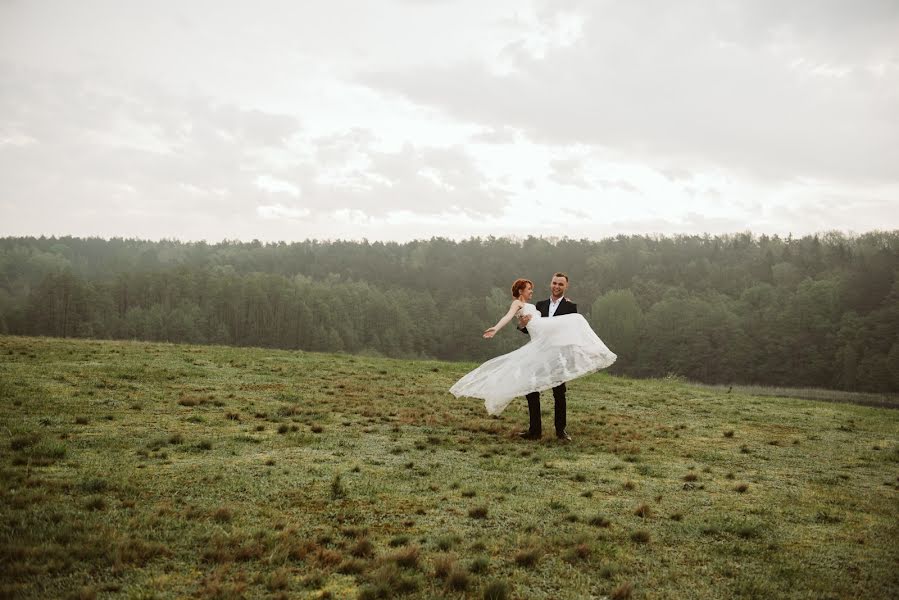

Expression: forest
xmin=0 ymin=231 xmax=896 ymax=392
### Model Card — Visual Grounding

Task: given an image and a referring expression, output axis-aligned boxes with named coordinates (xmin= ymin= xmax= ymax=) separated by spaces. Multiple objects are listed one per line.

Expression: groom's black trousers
xmin=525 ymin=383 xmax=566 ymax=435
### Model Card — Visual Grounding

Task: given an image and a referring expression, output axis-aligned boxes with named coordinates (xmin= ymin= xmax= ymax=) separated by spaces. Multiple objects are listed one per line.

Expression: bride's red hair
xmin=511 ymin=278 xmax=533 ymax=298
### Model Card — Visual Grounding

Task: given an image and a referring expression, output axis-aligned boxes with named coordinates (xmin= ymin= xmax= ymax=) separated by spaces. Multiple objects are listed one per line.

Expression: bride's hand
xmin=483 ymin=327 xmax=497 ymax=339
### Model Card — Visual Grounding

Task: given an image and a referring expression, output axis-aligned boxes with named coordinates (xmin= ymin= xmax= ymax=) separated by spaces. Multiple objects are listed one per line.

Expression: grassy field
xmin=1 ymin=335 xmax=897 ymax=600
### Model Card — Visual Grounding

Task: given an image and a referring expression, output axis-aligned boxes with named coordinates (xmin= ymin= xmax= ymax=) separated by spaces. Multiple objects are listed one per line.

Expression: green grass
xmin=1 ymin=335 xmax=897 ymax=599
xmin=694 ymin=383 xmax=899 ymax=409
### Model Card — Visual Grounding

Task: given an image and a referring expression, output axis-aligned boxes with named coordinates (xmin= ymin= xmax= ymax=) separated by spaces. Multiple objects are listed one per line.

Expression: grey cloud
xmin=0 ymin=64 xmax=302 ymax=235
xmin=598 ymin=179 xmax=640 ymax=194
xmin=361 ymin=0 xmax=899 ymax=185
xmin=469 ymin=126 xmax=520 ymax=144
xmin=659 ymin=167 xmax=694 ymax=182
xmin=0 ymin=60 xmax=510 ymax=242
xmin=286 ymin=139 xmax=511 ymax=216
xmin=314 ymin=128 xmax=377 ymax=164
xmin=548 ymin=158 xmax=590 ymax=188
xmin=548 ymin=159 xmax=641 ymax=193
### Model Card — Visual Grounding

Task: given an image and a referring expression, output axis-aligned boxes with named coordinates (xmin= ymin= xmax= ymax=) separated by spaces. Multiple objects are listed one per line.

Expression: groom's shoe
xmin=556 ymin=430 xmax=572 ymax=442
xmin=518 ymin=431 xmax=541 ymax=440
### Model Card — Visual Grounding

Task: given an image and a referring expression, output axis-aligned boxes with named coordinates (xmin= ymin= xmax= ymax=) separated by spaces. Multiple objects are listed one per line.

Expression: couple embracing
xmin=450 ymin=272 xmax=617 ymax=441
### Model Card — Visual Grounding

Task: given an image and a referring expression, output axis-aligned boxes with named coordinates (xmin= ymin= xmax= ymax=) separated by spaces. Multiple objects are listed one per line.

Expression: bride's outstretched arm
xmin=483 ymin=301 xmax=523 ymax=339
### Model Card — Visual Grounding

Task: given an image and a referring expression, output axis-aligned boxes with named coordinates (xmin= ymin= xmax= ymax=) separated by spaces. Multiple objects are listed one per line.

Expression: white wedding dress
xmin=449 ymin=303 xmax=617 ymax=415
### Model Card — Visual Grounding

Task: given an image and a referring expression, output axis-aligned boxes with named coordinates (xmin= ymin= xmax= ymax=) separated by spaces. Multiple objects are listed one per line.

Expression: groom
xmin=517 ymin=272 xmax=575 ymax=441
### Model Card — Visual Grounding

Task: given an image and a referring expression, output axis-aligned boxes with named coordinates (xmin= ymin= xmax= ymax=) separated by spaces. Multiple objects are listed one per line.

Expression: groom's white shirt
xmin=548 ymin=296 xmax=562 ymax=317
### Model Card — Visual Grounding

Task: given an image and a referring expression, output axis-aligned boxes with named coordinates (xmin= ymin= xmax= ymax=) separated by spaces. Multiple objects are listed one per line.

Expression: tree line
xmin=0 ymin=232 xmax=896 ymax=392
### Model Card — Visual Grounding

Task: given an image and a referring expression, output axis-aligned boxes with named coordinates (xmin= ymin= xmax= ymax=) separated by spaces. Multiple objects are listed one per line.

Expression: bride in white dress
xmin=450 ymin=278 xmax=617 ymax=416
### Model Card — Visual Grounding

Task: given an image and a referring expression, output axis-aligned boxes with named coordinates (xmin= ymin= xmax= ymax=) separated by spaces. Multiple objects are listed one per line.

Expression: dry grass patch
xmin=630 ymin=530 xmax=651 ymax=544
xmin=390 ymin=545 xmax=420 ymax=569
xmin=483 ymin=580 xmax=511 ymax=600
xmin=350 ymin=538 xmax=375 ymax=558
xmin=589 ymin=515 xmax=611 ymax=528
xmin=611 ymin=581 xmax=634 ymax=599
xmin=513 ymin=547 xmax=540 ymax=568
xmin=468 ymin=506 xmax=488 ymax=519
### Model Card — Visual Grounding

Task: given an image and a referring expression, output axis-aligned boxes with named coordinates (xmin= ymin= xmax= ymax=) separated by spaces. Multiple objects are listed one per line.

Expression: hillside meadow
xmin=1 ymin=335 xmax=897 ymax=599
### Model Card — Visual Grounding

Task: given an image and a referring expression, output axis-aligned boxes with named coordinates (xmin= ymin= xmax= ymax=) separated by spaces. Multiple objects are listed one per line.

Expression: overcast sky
xmin=1 ymin=0 xmax=897 ymax=242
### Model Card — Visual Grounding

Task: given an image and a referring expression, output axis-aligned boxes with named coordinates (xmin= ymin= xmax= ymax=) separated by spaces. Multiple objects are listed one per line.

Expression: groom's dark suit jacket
xmin=520 ymin=297 xmax=577 ymax=335
xmin=535 ymin=297 xmax=577 ymax=318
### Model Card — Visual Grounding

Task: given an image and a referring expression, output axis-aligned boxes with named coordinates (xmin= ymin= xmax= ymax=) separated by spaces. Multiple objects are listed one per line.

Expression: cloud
xmin=598 ymin=179 xmax=640 ymax=194
xmin=287 ymin=132 xmax=511 ymax=216
xmin=0 ymin=62 xmax=510 ymax=243
xmin=256 ymin=203 xmax=310 ymax=220
xmin=360 ymin=0 xmax=899 ymax=185
xmin=548 ymin=157 xmax=590 ymax=189
xmin=469 ymin=126 xmax=520 ymax=144
xmin=1 ymin=1 xmax=896 ymax=242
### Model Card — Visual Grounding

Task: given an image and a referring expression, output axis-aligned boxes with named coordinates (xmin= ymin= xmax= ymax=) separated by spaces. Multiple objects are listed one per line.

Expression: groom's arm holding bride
xmin=517 ymin=313 xmax=532 ymax=335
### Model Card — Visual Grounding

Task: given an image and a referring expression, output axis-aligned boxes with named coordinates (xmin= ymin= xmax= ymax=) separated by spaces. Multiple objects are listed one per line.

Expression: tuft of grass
xmin=630 ymin=530 xmax=651 ymax=544
xmin=10 ymin=432 xmax=40 ymax=451
xmin=468 ymin=506 xmax=488 ymax=519
xmin=267 ymin=568 xmax=290 ymax=591
xmin=565 ymin=543 xmax=591 ymax=562
xmin=391 ymin=545 xmax=420 ymax=569
xmin=724 ymin=430 xmax=735 ymax=438
xmin=364 ymin=563 xmax=421 ymax=597
xmin=599 ymin=563 xmax=618 ymax=579
xmin=84 ymin=496 xmax=106 ymax=511
xmin=611 ymin=581 xmax=634 ymax=599
xmin=815 ymin=510 xmax=843 ymax=524
xmin=589 ymin=515 xmax=611 ymax=528
xmin=211 ymin=507 xmax=232 ymax=522
xmin=735 ymin=483 xmax=749 ymax=493
xmin=112 ymin=538 xmax=171 ymax=568
xmin=446 ymin=568 xmax=471 ymax=591
xmin=469 ymin=555 xmax=489 ymax=574
xmin=634 ymin=503 xmax=652 ymax=518
xmin=513 ymin=547 xmax=540 ymax=568
xmin=79 ymin=478 xmax=109 ymax=494
xmin=350 ymin=538 xmax=375 ymax=558
xmin=331 ymin=473 xmax=346 ymax=499
xmin=434 ymin=535 xmax=459 ymax=551
xmin=483 ymin=580 xmax=511 ymax=600
xmin=337 ymin=558 xmax=367 ymax=574
xmin=433 ymin=554 xmax=455 ymax=579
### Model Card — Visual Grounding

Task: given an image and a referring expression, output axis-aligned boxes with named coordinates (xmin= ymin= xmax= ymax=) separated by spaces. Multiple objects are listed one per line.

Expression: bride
xmin=450 ymin=278 xmax=617 ymax=416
